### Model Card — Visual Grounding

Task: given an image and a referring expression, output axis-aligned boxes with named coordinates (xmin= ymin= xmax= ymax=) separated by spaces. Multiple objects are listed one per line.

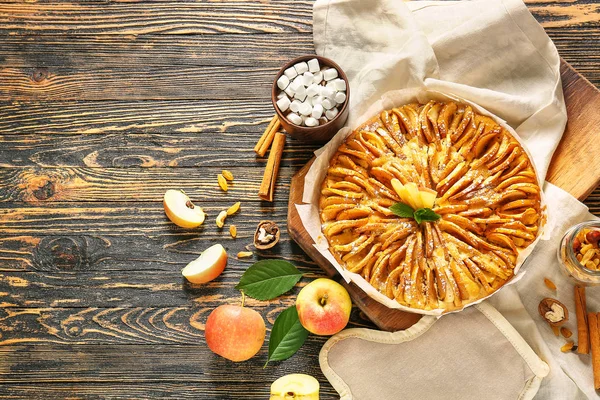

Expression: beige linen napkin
xmin=320 ymin=302 xmax=549 ymax=400
xmin=311 ymin=0 xmax=600 ymax=398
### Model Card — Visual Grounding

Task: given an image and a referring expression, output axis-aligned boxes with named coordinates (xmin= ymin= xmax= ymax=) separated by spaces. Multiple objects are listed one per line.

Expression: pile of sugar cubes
xmin=275 ymin=58 xmax=347 ymax=127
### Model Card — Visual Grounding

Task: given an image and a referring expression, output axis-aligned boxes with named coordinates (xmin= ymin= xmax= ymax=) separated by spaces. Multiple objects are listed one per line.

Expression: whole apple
xmin=296 ymin=278 xmax=352 ymax=336
xmin=205 ymin=305 xmax=266 ymax=362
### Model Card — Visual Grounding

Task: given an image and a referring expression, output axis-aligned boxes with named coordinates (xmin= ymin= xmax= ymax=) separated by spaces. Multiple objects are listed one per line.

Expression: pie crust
xmin=319 ymin=100 xmax=542 ymax=311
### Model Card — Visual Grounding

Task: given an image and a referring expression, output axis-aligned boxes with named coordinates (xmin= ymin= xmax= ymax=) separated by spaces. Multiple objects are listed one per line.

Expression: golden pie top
xmin=319 ymin=100 xmax=542 ymax=312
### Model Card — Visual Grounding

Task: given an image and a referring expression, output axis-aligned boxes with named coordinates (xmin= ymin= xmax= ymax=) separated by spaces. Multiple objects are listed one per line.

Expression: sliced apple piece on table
xmin=163 ymin=189 xmax=205 ymax=228
xmin=419 ymin=187 xmax=438 ymax=209
xmin=182 ymin=243 xmax=228 ymax=284
xmin=270 ymin=374 xmax=320 ymax=400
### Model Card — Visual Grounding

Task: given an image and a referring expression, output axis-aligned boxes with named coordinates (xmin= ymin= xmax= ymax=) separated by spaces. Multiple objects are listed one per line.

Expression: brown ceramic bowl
xmin=272 ymin=55 xmax=350 ymax=144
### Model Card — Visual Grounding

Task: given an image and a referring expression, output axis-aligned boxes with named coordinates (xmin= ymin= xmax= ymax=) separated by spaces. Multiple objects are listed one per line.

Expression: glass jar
xmin=557 ymin=221 xmax=600 ymax=286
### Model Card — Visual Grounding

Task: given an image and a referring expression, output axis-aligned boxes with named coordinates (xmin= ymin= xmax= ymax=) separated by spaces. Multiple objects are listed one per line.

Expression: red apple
xmin=296 ymin=278 xmax=352 ymax=336
xmin=205 ymin=305 xmax=266 ymax=362
xmin=182 ymin=244 xmax=227 ymax=284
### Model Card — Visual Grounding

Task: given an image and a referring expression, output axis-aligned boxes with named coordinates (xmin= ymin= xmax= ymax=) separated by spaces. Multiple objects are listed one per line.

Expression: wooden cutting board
xmin=287 ymin=59 xmax=600 ymax=331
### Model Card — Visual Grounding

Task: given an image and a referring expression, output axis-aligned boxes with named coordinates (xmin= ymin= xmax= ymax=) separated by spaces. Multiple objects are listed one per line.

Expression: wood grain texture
xmin=0 ymin=0 xmax=596 ymax=37
xmin=0 ymin=166 xmax=297 ymax=203
xmin=0 ymin=1 xmax=313 ymax=35
xmin=0 ymin=66 xmax=276 ymax=101
xmin=0 ymin=100 xmax=276 ymax=135
xmin=548 ymin=60 xmax=600 ymax=199
xmin=0 ymin=34 xmax=313 ymax=68
xmin=0 ymin=343 xmax=339 ymax=399
xmin=0 ymin=132 xmax=315 ymax=168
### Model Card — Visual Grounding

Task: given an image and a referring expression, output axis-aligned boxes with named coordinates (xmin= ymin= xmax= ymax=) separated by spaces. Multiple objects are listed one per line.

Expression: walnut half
xmin=254 ymin=220 xmax=280 ymax=250
xmin=539 ymin=298 xmax=569 ymax=327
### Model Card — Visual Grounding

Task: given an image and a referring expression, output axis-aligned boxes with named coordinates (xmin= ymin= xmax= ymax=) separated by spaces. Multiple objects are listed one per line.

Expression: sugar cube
xmin=307 ymin=58 xmax=320 ymax=73
xmin=334 ymin=92 xmax=347 ymax=104
xmin=287 ymin=112 xmax=303 ymax=125
xmin=294 ymin=61 xmax=309 ymax=75
xmin=323 ymin=68 xmax=338 ymax=81
xmin=284 ymin=67 xmax=297 ymax=80
xmin=277 ymin=75 xmax=290 ymax=90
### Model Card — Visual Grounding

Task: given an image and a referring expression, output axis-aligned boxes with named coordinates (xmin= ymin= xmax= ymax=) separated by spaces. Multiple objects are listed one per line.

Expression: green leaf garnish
xmin=266 ymin=306 xmax=309 ymax=366
xmin=389 ymin=202 xmax=415 ymax=218
xmin=414 ymin=207 xmax=441 ymax=224
xmin=235 ymin=260 xmax=303 ymax=301
xmin=390 ymin=202 xmax=441 ymax=224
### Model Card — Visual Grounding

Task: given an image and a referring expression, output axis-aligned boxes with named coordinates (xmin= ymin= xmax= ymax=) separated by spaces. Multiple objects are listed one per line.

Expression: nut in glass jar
xmin=557 ymin=221 xmax=600 ymax=285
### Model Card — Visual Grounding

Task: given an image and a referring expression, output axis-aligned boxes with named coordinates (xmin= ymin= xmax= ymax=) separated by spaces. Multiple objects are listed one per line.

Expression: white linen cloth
xmin=320 ymin=302 xmax=550 ymax=400
xmin=311 ymin=0 xmax=600 ymax=398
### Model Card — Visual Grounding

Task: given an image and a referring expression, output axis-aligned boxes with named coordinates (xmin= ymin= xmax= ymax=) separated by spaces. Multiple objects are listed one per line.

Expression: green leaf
xmin=266 ymin=306 xmax=309 ymax=366
xmin=414 ymin=208 xmax=441 ymax=224
xmin=235 ymin=260 xmax=303 ymax=301
xmin=390 ymin=202 xmax=415 ymax=218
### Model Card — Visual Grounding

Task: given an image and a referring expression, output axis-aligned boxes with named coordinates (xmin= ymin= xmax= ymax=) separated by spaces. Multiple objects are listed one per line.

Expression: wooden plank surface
xmin=1 ymin=0 xmax=600 ymax=398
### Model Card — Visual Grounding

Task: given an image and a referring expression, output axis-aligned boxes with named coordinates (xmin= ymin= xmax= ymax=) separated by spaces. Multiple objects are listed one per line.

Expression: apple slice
xmin=182 ymin=244 xmax=227 ymax=284
xmin=419 ymin=187 xmax=438 ymax=209
xmin=270 ymin=374 xmax=320 ymax=400
xmin=404 ymin=182 xmax=423 ymax=209
xmin=391 ymin=179 xmax=409 ymax=207
xmin=163 ymin=189 xmax=205 ymax=228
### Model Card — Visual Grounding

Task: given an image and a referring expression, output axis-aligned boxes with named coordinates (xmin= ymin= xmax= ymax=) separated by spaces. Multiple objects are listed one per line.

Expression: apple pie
xmin=319 ymin=100 xmax=542 ymax=312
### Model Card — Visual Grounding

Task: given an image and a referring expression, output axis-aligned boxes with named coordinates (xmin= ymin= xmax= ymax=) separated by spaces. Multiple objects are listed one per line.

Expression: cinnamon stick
xmin=258 ymin=132 xmax=286 ymax=202
xmin=254 ymin=115 xmax=281 ymax=157
xmin=588 ymin=312 xmax=600 ymax=390
xmin=575 ymin=285 xmax=590 ymax=354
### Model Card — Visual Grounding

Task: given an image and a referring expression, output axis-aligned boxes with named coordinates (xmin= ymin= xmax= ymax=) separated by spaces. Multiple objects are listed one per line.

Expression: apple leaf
xmin=235 ymin=260 xmax=303 ymax=301
xmin=390 ymin=202 xmax=415 ymax=218
xmin=266 ymin=306 xmax=309 ymax=366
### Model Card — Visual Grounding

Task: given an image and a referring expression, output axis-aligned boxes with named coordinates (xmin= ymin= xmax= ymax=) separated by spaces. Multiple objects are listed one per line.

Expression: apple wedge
xmin=182 ymin=244 xmax=228 ymax=284
xmin=163 ymin=189 xmax=206 ymax=228
xmin=404 ymin=182 xmax=423 ymax=209
xmin=270 ymin=374 xmax=320 ymax=400
xmin=419 ymin=187 xmax=438 ymax=209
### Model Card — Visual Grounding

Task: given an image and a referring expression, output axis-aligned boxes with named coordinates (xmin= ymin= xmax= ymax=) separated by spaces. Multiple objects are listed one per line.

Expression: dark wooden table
xmin=1 ymin=1 xmax=599 ymax=398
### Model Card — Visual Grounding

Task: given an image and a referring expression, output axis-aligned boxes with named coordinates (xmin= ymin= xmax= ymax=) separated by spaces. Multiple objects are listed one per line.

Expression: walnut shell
xmin=254 ymin=220 xmax=280 ymax=250
xmin=538 ymin=298 xmax=569 ymax=327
